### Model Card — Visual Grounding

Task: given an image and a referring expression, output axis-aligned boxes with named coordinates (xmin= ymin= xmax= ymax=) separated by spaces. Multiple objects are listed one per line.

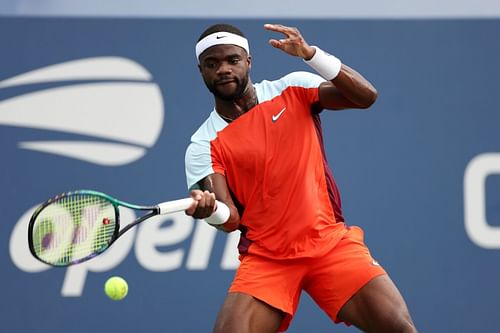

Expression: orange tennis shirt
xmin=185 ymin=72 xmax=348 ymax=259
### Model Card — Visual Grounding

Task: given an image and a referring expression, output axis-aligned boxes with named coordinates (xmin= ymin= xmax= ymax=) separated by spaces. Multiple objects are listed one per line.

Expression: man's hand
xmin=264 ymin=23 xmax=316 ymax=60
xmin=185 ymin=189 xmax=216 ymax=219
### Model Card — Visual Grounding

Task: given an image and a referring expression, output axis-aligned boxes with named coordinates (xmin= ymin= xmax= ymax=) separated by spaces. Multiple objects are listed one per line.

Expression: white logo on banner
xmin=0 ymin=57 xmax=164 ymax=166
xmin=464 ymin=153 xmax=500 ymax=248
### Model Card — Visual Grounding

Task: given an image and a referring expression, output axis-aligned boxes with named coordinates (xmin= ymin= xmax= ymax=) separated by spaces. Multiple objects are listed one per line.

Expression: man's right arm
xmin=186 ymin=173 xmax=241 ymax=232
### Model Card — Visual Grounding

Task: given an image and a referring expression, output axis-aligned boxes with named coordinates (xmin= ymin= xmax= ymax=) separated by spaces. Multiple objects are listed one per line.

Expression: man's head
xmin=196 ymin=24 xmax=252 ymax=101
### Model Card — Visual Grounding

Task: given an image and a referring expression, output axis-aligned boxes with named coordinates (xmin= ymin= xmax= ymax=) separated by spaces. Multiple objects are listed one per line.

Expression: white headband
xmin=195 ymin=31 xmax=250 ymax=62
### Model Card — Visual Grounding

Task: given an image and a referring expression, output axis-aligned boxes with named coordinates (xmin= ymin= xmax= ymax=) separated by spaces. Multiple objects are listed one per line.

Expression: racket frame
xmin=28 ymin=190 xmax=160 ymax=266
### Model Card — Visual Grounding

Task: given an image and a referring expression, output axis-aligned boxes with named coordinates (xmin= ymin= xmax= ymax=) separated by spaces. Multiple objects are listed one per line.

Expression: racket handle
xmin=158 ymin=198 xmax=194 ymax=214
xmin=157 ymin=199 xmax=230 ymax=225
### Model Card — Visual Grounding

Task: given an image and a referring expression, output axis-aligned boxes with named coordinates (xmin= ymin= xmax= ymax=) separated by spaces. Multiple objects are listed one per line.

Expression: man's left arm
xmin=264 ymin=23 xmax=377 ymax=111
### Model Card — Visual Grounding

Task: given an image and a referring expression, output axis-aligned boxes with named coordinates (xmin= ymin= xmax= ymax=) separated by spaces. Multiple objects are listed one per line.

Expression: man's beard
xmin=205 ymin=73 xmax=250 ymax=101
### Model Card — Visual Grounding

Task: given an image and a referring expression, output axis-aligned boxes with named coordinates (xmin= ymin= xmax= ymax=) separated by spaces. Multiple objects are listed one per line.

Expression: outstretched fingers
xmin=264 ymin=23 xmax=314 ymax=59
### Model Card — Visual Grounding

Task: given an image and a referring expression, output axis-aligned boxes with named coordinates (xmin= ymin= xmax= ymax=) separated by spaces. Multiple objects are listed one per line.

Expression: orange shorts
xmin=229 ymin=226 xmax=386 ymax=332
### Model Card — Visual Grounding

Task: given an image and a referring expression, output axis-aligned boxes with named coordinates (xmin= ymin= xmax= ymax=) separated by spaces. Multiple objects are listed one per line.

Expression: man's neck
xmin=215 ymin=84 xmax=258 ymax=122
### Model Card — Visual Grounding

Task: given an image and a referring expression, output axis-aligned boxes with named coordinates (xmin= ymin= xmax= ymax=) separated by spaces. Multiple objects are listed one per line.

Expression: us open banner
xmin=1 ymin=5 xmax=500 ymax=333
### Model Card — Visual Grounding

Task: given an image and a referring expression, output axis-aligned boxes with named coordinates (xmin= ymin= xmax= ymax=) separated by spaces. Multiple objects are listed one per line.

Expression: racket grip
xmin=158 ymin=198 xmax=194 ymax=214
xmin=157 ymin=199 xmax=230 ymax=225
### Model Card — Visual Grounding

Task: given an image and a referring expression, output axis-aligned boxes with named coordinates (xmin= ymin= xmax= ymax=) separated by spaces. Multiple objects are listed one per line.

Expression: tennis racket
xmin=28 ymin=190 xmax=229 ymax=267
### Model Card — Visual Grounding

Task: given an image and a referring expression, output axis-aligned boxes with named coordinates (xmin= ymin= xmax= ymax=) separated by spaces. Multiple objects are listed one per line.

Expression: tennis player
xmin=185 ymin=23 xmax=418 ymax=333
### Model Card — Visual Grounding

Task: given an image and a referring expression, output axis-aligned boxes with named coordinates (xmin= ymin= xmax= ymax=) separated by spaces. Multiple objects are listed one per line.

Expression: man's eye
xmin=230 ymin=58 xmax=240 ymax=64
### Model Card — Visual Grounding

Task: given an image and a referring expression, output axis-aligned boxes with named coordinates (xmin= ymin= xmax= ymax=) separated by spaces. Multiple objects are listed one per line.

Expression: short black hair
xmin=197 ymin=23 xmax=246 ymax=42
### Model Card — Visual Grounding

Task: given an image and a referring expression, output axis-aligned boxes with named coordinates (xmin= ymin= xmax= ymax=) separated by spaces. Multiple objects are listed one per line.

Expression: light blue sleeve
xmin=255 ymin=71 xmax=325 ymax=103
xmin=184 ymin=110 xmax=227 ymax=190
xmin=185 ymin=140 xmax=214 ymax=190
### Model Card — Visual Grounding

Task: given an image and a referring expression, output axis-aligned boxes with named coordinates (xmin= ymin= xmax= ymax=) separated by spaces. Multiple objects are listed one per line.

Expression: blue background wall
xmin=1 ymin=16 xmax=499 ymax=332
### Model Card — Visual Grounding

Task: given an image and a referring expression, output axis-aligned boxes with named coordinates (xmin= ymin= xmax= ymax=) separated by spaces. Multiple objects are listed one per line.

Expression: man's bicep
xmin=318 ymin=82 xmax=355 ymax=111
xmin=318 ymin=64 xmax=378 ymax=110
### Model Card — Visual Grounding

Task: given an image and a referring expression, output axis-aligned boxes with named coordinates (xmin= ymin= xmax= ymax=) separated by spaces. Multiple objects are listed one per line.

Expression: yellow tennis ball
xmin=104 ymin=276 xmax=128 ymax=301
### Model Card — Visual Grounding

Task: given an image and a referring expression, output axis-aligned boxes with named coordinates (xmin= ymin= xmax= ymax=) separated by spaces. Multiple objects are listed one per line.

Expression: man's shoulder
xmin=190 ymin=110 xmax=226 ymax=144
xmin=255 ymin=71 xmax=325 ymax=103
xmin=257 ymin=71 xmax=325 ymax=88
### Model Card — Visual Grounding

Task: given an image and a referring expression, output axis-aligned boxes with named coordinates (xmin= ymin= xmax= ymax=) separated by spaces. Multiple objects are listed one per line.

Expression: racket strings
xmin=32 ymin=193 xmax=116 ymax=265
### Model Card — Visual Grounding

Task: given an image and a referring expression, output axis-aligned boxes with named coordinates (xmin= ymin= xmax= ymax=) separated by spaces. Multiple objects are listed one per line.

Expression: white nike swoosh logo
xmin=272 ymin=107 xmax=286 ymax=122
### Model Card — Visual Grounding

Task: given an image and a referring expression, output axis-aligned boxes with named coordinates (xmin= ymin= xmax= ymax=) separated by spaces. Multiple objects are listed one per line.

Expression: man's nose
xmin=217 ymin=62 xmax=232 ymax=74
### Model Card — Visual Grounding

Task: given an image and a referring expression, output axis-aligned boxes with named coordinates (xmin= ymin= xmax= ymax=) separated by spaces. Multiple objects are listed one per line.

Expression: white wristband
xmin=304 ymin=46 xmax=342 ymax=80
xmin=205 ymin=201 xmax=230 ymax=225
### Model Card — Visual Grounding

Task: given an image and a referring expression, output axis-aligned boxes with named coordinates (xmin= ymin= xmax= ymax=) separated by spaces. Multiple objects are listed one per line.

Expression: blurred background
xmin=1 ymin=1 xmax=499 ymax=332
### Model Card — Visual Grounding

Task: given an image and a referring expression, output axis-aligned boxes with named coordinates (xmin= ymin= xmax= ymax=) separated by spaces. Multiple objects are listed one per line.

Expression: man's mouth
xmin=216 ymin=78 xmax=236 ymax=85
